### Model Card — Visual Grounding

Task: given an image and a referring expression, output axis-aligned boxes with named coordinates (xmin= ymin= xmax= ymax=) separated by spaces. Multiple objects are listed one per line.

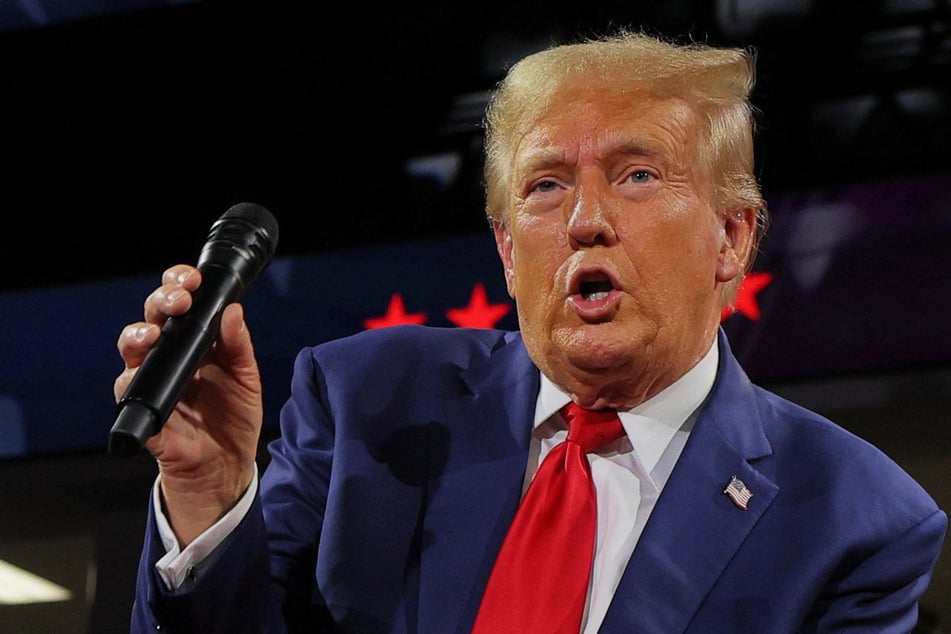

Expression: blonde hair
xmin=483 ymin=30 xmax=768 ymax=260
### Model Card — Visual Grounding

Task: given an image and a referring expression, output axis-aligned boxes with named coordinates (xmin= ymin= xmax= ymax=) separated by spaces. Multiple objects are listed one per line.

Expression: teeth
xmin=578 ymin=277 xmax=614 ymax=301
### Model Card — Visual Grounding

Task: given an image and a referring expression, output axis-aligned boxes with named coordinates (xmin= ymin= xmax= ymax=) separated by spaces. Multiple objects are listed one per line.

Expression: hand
xmin=114 ymin=264 xmax=263 ymax=546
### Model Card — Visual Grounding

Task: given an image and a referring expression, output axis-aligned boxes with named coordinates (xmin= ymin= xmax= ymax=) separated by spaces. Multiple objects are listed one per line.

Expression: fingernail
xmin=165 ymin=289 xmax=185 ymax=306
xmin=134 ymin=326 xmax=151 ymax=341
xmin=174 ymin=270 xmax=191 ymax=285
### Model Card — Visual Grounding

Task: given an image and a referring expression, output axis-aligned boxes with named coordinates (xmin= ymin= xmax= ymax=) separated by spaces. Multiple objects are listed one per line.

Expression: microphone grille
xmin=222 ymin=202 xmax=280 ymax=251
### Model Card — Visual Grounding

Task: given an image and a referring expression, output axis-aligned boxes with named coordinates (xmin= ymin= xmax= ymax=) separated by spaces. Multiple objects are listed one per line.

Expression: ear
xmin=715 ymin=207 xmax=756 ymax=284
xmin=493 ymin=221 xmax=517 ymax=299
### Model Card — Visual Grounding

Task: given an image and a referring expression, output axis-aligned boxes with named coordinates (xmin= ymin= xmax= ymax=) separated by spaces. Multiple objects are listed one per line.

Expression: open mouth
xmin=567 ymin=267 xmax=622 ymax=317
xmin=579 ymin=277 xmax=614 ymax=301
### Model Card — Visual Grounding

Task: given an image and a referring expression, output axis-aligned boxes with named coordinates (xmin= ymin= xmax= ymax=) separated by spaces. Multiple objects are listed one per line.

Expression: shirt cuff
xmin=152 ymin=463 xmax=259 ymax=591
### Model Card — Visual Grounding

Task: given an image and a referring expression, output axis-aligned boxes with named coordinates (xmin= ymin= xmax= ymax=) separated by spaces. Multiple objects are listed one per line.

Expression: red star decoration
xmin=446 ymin=283 xmax=512 ymax=329
xmin=721 ymin=271 xmax=773 ymax=321
xmin=364 ymin=293 xmax=427 ymax=329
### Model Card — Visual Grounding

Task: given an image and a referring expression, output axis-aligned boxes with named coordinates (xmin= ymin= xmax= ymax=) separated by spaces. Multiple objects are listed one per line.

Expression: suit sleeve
xmin=129 ymin=347 xmax=338 ymax=633
xmin=802 ymin=507 xmax=947 ymax=633
xmin=130 ymin=492 xmax=286 ymax=633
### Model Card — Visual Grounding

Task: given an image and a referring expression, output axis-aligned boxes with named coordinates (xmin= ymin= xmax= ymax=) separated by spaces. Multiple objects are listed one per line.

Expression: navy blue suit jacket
xmin=132 ymin=326 xmax=946 ymax=633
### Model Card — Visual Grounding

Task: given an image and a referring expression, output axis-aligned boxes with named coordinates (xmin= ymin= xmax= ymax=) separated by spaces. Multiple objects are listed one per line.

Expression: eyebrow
xmin=602 ymin=137 xmax=671 ymax=163
xmin=515 ymin=138 xmax=671 ymax=177
xmin=515 ymin=146 xmax=569 ymax=175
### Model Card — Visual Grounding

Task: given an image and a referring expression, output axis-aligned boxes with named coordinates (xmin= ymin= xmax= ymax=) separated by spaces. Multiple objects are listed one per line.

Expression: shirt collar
xmin=534 ymin=337 xmax=719 ymax=473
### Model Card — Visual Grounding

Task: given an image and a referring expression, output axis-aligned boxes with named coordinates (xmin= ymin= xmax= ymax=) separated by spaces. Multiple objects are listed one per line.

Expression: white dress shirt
xmin=531 ymin=340 xmax=717 ymax=633
xmin=154 ymin=338 xmax=719 ymax=633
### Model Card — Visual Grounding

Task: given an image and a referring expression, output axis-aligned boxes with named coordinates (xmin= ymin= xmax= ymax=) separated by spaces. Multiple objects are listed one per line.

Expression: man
xmin=115 ymin=31 xmax=946 ymax=632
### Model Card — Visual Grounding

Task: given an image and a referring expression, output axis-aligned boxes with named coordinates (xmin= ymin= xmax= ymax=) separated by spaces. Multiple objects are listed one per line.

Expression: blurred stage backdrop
xmin=2 ymin=171 xmax=951 ymax=457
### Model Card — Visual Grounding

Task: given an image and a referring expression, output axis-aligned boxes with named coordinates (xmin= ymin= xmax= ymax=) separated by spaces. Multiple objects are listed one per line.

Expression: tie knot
xmin=562 ymin=403 xmax=625 ymax=453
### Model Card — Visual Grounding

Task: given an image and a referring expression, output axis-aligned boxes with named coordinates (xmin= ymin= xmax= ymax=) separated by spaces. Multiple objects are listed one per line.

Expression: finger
xmin=214 ymin=303 xmax=263 ymax=396
xmin=143 ymin=283 xmax=193 ymax=324
xmin=117 ymin=322 xmax=161 ymax=368
xmin=216 ymin=303 xmax=256 ymax=367
xmin=142 ymin=265 xmax=202 ymax=324
xmin=113 ymin=366 xmax=138 ymax=402
xmin=114 ymin=322 xmax=161 ymax=401
xmin=161 ymin=265 xmax=202 ymax=291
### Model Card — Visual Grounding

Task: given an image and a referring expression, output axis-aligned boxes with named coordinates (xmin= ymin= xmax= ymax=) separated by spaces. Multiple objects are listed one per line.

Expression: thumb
xmin=215 ymin=302 xmax=257 ymax=371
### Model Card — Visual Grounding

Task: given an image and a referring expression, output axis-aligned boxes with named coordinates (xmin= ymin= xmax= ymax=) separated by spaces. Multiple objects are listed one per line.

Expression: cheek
xmin=509 ymin=220 xmax=565 ymax=304
xmin=622 ymin=208 xmax=720 ymax=294
xmin=512 ymin=253 xmax=554 ymax=302
xmin=660 ymin=192 xmax=721 ymax=251
xmin=665 ymin=226 xmax=723 ymax=298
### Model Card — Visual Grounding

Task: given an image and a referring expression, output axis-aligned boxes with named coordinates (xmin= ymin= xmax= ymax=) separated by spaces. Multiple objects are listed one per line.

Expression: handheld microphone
xmin=108 ymin=202 xmax=279 ymax=457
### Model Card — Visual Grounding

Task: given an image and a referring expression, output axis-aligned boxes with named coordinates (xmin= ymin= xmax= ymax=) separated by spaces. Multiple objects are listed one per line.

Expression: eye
xmin=532 ymin=179 xmax=560 ymax=193
xmin=628 ymin=170 xmax=653 ymax=184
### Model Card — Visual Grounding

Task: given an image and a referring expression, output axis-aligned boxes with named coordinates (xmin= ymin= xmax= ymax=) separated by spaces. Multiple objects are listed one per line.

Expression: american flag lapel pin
xmin=723 ymin=475 xmax=752 ymax=510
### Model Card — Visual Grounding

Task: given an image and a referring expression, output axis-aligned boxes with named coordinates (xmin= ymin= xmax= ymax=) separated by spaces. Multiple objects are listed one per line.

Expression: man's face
xmin=494 ymin=82 xmax=751 ymax=409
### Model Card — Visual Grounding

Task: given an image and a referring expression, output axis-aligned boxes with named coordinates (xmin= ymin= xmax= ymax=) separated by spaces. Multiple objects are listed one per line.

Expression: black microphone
xmin=108 ymin=202 xmax=279 ymax=457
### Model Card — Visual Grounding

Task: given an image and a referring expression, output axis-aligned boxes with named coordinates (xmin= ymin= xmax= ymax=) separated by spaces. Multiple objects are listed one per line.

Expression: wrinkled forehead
xmin=511 ymin=81 xmax=704 ymax=170
xmin=519 ymin=71 xmax=690 ymax=120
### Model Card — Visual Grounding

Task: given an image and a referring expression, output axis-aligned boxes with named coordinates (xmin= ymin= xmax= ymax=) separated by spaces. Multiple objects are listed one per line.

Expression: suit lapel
xmin=600 ymin=333 xmax=779 ymax=632
xmin=416 ymin=331 xmax=540 ymax=633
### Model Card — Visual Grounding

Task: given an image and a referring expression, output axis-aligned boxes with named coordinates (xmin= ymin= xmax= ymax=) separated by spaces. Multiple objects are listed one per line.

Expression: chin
xmin=552 ymin=323 xmax=645 ymax=372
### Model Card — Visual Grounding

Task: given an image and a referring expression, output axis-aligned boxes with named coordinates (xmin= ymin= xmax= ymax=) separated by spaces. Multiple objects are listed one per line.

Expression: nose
xmin=566 ymin=185 xmax=618 ymax=249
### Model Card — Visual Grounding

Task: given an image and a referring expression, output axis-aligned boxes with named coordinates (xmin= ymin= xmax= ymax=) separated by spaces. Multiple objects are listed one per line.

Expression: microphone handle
xmin=109 ymin=264 xmax=244 ymax=456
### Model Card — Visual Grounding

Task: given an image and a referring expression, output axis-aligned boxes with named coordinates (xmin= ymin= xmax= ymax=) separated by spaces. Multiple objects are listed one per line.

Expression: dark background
xmin=3 ymin=0 xmax=950 ymax=293
xmin=0 ymin=1 xmax=949 ymax=632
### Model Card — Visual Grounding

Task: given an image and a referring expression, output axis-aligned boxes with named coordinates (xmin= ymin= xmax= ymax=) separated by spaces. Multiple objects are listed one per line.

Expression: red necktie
xmin=472 ymin=403 xmax=625 ymax=634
